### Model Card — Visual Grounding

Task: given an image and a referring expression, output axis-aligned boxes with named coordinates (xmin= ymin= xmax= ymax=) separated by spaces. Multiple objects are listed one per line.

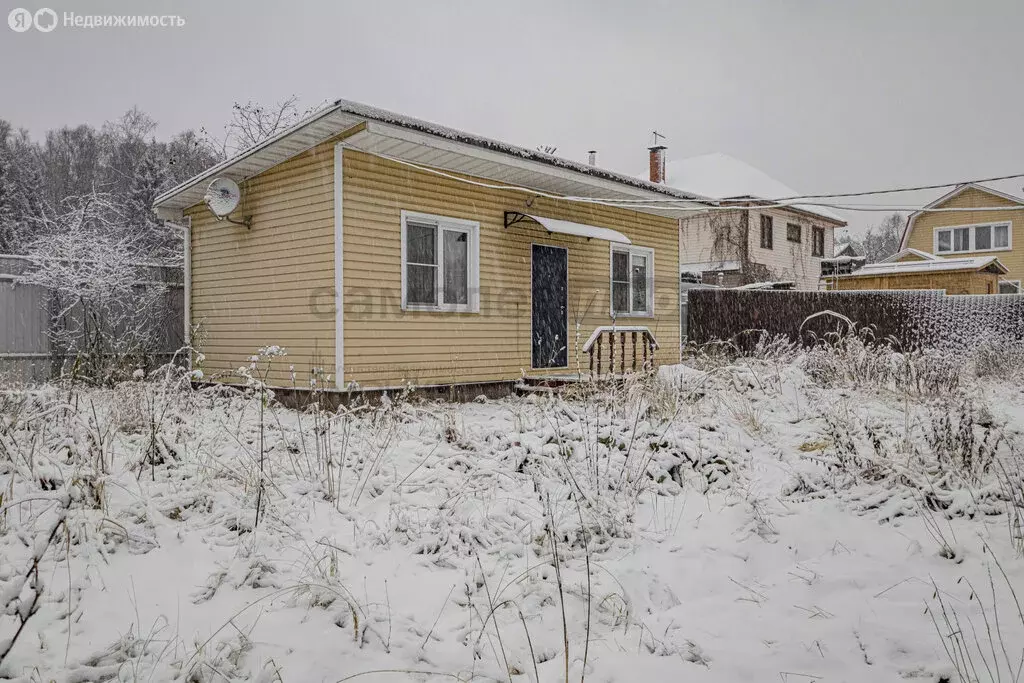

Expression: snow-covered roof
xmin=880 ymin=247 xmax=941 ymax=263
xmin=153 ymin=99 xmax=703 ymax=218
xmin=661 ymin=152 xmax=846 ymax=224
xmin=833 ymin=241 xmax=862 ymax=258
xmin=679 ymin=260 xmax=741 ymax=274
xmin=737 ymin=281 xmax=796 ymax=290
xmin=820 ymin=254 xmax=867 ymax=265
xmin=835 ymin=254 xmax=1008 ymax=278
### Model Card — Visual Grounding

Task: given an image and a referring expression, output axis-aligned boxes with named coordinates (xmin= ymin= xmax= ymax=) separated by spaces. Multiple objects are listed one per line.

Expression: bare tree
xmin=18 ymin=192 xmax=175 ymax=383
xmin=705 ymin=210 xmax=776 ymax=285
xmin=167 ymin=129 xmax=223 ymax=184
xmin=40 ymin=125 xmax=104 ymax=206
xmin=204 ymin=96 xmax=315 ymax=157
xmin=861 ymin=213 xmax=904 ymax=263
xmin=101 ymin=106 xmax=159 ymax=198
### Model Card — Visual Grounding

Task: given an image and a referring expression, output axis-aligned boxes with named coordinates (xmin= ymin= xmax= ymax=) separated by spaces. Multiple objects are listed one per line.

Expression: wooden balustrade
xmin=582 ymin=326 xmax=659 ymax=378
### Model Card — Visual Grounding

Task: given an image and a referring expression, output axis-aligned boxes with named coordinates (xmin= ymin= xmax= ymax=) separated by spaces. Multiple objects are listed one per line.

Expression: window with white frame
xmin=610 ymin=245 xmax=654 ymax=316
xmin=401 ymin=211 xmax=479 ymax=312
xmin=999 ymin=280 xmax=1021 ymax=294
xmin=935 ymin=222 xmax=1011 ymax=254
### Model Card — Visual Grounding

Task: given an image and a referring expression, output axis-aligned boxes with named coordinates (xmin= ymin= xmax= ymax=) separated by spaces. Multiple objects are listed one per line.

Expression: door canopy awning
xmin=504 ymin=212 xmax=632 ymax=244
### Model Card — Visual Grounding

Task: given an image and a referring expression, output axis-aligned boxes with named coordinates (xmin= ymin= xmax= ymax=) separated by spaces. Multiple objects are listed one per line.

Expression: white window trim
xmin=999 ymin=279 xmax=1021 ymax=294
xmin=933 ymin=221 xmax=1013 ymax=255
xmin=609 ymin=244 xmax=655 ymax=318
xmin=400 ymin=210 xmax=480 ymax=313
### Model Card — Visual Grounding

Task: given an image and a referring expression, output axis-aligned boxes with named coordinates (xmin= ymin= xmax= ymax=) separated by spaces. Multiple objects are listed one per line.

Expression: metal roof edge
xmin=154 ymin=98 xmax=704 ymax=211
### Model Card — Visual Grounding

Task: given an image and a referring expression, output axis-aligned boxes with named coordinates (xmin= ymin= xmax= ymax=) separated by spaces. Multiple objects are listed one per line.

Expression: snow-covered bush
xmin=17 ymin=192 xmax=182 ymax=384
xmin=802 ymin=330 xmax=961 ymax=397
xmin=788 ymin=399 xmax=1017 ymax=527
xmin=972 ymin=333 xmax=1024 ymax=379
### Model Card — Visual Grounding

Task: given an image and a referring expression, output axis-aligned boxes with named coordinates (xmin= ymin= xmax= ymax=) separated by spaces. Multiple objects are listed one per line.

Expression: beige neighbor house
xmin=152 ymin=100 xmax=708 ymax=393
xmin=900 ymin=183 xmax=1024 ymax=294
xmin=657 ymin=152 xmax=847 ymax=289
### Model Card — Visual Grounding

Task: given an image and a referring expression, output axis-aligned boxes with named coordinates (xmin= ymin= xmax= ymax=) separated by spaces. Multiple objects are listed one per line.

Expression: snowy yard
xmin=2 ymin=340 xmax=1024 ymax=682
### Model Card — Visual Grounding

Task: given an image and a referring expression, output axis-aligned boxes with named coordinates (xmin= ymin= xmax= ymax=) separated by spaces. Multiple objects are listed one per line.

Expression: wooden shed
xmin=826 ymin=248 xmax=1009 ymax=295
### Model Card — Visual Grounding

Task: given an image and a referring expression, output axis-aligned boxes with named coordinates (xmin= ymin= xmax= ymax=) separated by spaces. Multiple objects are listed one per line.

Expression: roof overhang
xmin=153 ymin=99 xmax=707 ymax=220
xmin=504 ymin=212 xmax=631 ymax=244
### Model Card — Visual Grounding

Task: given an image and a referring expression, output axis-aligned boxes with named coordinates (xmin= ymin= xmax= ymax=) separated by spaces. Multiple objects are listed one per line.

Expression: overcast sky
xmin=4 ymin=0 xmax=1023 ymax=237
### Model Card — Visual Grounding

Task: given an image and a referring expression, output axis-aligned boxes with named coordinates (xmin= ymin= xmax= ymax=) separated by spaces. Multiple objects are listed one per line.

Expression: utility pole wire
xmin=750 ymin=172 xmax=1024 ymax=202
xmin=341 ymin=143 xmax=1023 ymax=215
xmin=590 ymin=172 xmax=1024 ymax=204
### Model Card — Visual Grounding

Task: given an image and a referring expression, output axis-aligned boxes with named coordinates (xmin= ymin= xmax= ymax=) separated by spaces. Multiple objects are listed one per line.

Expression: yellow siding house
xmin=828 ymin=247 xmax=1008 ymax=294
xmin=153 ymin=100 xmax=703 ymax=392
xmin=901 ymin=183 xmax=1024 ymax=294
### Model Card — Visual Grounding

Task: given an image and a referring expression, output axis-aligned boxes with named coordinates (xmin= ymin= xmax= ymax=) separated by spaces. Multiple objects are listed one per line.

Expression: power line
xmin=580 ymin=201 xmax=1024 ymax=214
xmin=569 ymin=172 xmax=1024 ymax=204
xmin=756 ymin=172 xmax=1024 ymax=202
xmin=342 ymin=144 xmax=1023 ymax=216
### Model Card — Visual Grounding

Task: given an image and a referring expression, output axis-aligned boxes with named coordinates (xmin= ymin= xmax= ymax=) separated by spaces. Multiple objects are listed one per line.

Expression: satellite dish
xmin=204 ymin=178 xmax=242 ymax=218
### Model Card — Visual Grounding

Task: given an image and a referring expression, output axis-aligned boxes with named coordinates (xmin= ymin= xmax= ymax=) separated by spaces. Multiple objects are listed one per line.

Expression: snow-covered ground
xmin=2 ymin=344 xmax=1024 ymax=682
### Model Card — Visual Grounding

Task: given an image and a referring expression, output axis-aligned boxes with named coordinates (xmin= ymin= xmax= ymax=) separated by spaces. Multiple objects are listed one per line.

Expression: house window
xmin=995 ymin=224 xmax=1011 ymax=248
xmin=787 ymin=223 xmax=801 ymax=243
xmin=976 ymin=225 xmax=991 ymax=250
xmin=812 ymin=226 xmax=825 ymax=257
xmin=611 ymin=245 xmax=654 ymax=316
xmin=760 ymin=215 xmax=773 ymax=249
xmin=1000 ymin=280 xmax=1021 ymax=294
xmin=934 ymin=222 xmax=1011 ymax=254
xmin=401 ymin=211 xmax=479 ymax=312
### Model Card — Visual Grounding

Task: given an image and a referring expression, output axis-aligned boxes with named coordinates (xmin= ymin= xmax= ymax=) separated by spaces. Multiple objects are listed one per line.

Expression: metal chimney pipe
xmin=587 ymin=150 xmax=597 ymax=166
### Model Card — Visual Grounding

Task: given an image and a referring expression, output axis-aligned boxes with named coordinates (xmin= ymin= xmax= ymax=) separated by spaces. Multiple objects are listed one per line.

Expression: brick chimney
xmin=648 ymin=145 xmax=667 ymax=183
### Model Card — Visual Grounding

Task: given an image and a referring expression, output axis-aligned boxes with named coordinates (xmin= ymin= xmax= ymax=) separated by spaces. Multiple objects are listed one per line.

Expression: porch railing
xmin=582 ymin=325 xmax=659 ymax=377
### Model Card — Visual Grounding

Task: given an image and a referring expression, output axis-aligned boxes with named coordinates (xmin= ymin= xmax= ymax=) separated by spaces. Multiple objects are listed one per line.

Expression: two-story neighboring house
xmin=654 ymin=152 xmax=847 ymax=290
xmin=900 ymin=183 xmax=1024 ymax=294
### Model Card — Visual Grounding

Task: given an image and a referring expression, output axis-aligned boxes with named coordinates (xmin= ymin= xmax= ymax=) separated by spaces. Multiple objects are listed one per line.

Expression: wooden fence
xmin=687 ymin=288 xmax=1024 ymax=351
xmin=0 ymin=255 xmax=185 ymax=383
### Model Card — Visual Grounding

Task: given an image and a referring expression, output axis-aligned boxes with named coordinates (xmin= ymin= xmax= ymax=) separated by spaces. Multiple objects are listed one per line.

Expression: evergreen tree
xmin=125 ymin=146 xmax=178 ymax=262
xmin=0 ymin=127 xmax=15 ymax=253
xmin=0 ymin=124 xmax=46 ymax=253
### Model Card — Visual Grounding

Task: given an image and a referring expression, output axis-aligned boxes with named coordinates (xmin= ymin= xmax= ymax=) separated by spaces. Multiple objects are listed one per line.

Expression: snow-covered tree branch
xmin=16 ymin=192 xmax=178 ymax=382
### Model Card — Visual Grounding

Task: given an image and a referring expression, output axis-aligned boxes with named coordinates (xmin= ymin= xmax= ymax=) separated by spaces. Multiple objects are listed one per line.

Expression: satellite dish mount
xmin=203 ymin=178 xmax=252 ymax=229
